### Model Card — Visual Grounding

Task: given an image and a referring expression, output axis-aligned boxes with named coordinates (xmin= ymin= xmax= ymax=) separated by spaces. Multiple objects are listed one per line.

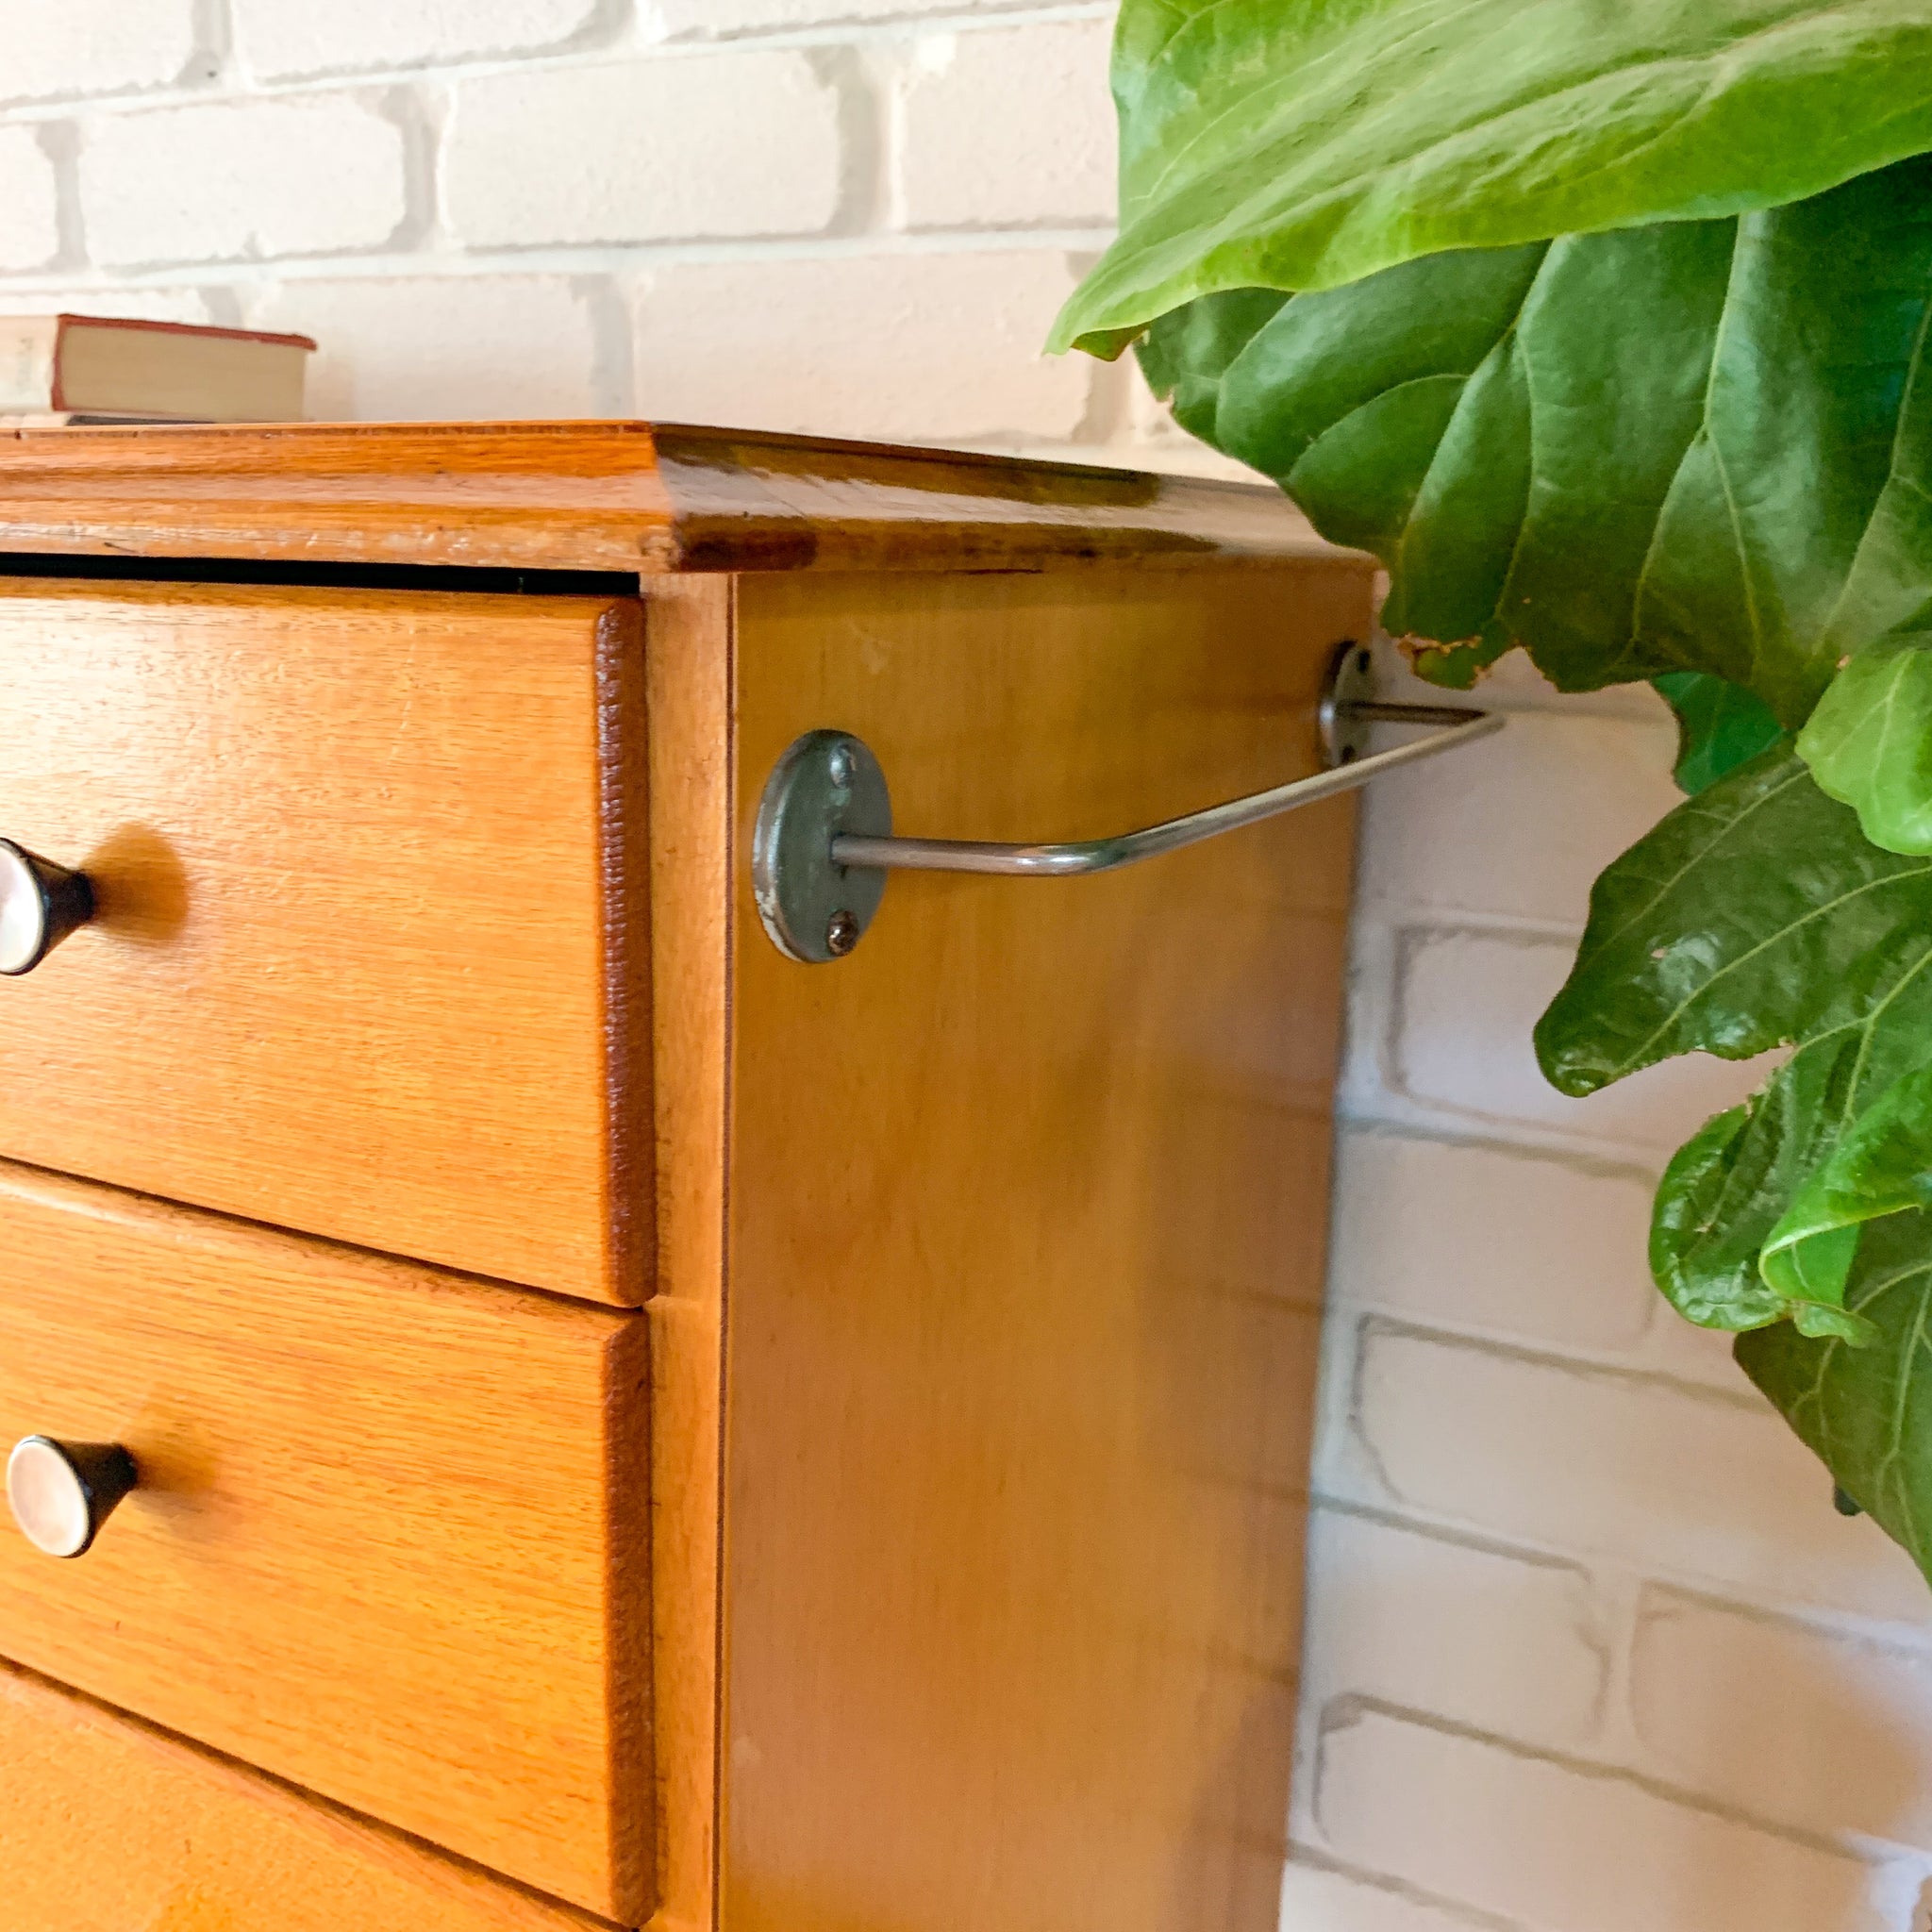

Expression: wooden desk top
xmin=0 ymin=420 xmax=1328 ymax=575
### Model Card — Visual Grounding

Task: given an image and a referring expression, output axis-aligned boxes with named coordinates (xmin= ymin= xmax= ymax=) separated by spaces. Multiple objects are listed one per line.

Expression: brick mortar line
xmin=0 ymin=229 xmax=1121 ymax=288
xmin=1312 ymin=1692 xmax=1920 ymax=1872
xmin=1334 ymin=1116 xmax=1661 ymax=1183
xmin=0 ymin=4 xmax=1116 ymax=121
xmin=1333 ymin=1089 xmax=1687 ymax=1168
xmin=1354 ymin=1311 xmax=1770 ymax=1413
xmin=644 ymin=3 xmax=1117 ymax=53
xmin=1324 ymin=1291 xmax=1717 ymax=1391
xmin=1307 ymin=1475 xmax=1932 ymax=1640
xmin=1282 ymin=1848 xmax=1522 ymax=1931
xmin=1309 ymin=1491 xmax=1607 ymax=1581
xmin=1353 ymin=900 xmax=1591 ymax=941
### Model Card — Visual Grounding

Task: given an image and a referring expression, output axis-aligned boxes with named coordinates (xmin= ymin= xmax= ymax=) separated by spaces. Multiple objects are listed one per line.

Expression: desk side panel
xmin=722 ymin=561 xmax=1371 ymax=1932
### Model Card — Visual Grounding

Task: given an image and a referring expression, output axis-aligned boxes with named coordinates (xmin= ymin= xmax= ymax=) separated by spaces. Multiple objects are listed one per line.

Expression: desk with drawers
xmin=0 ymin=422 xmax=1370 ymax=1932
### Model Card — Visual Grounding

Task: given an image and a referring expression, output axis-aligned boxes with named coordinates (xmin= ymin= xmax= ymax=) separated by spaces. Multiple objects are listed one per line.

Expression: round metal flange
xmin=1317 ymin=640 xmax=1376 ymax=768
xmin=752 ymin=729 xmax=893 ymax=963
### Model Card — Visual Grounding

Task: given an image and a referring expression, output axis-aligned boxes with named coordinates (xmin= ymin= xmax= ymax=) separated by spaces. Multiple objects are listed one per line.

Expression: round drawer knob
xmin=0 ymin=841 xmax=94 ymax=975
xmin=6 ymin=1437 xmax=137 ymax=1558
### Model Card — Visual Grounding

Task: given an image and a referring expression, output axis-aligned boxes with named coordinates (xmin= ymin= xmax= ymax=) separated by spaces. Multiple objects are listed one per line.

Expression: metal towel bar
xmin=753 ymin=641 xmax=1503 ymax=963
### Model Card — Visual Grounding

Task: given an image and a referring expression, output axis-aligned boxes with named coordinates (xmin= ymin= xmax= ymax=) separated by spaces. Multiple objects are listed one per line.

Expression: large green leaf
xmin=1538 ymin=747 xmax=1932 ymax=1335
xmin=1652 ymin=674 xmax=1786 ymax=797
xmin=1762 ymin=1062 xmax=1932 ymax=1304
xmin=1800 ymin=631 xmax=1932 ymax=851
xmin=1740 ymin=1210 xmax=1932 ymax=1579
xmin=1132 ymin=156 xmax=1932 ymax=721
xmin=1051 ymin=0 xmax=1932 ymax=355
xmin=1060 ymin=0 xmax=1932 ymax=1592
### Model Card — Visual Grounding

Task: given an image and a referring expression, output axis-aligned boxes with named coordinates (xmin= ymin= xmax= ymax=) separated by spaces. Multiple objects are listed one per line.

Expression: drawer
xmin=0 ymin=1660 xmax=607 ymax=1932
xmin=0 ymin=1159 xmax=649 ymax=1923
xmin=0 ymin=578 xmax=646 ymax=1303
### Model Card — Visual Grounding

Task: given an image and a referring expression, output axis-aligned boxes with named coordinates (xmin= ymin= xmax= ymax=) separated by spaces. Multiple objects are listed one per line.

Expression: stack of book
xmin=0 ymin=314 xmax=315 ymax=425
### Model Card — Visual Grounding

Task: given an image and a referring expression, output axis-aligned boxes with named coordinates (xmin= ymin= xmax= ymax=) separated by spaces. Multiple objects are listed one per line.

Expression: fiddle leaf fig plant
xmin=1052 ymin=0 xmax=1932 ymax=1586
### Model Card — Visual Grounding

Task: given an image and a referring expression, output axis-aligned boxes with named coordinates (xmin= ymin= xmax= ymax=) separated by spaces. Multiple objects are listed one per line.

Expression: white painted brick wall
xmin=1317 ymin=1709 xmax=1890 ymax=1932
xmin=248 ymin=275 xmax=606 ymax=418
xmin=1327 ymin=1132 xmax=1657 ymax=1352
xmin=896 ymin=23 xmax=1118 ymax=228
xmin=651 ymin=0 xmax=1025 ymax=35
xmin=234 ymin=0 xmax=603 ymax=81
xmin=1276 ymin=1865 xmax=1493 ymax=1932
xmin=1354 ymin=1323 xmax=1929 ymax=1620
xmin=14 ymin=5 xmax=1932 ymax=1925
xmin=1356 ymin=711 xmax=1682 ymax=925
xmin=444 ymin=54 xmax=843 ymax=249
xmin=632 ymin=249 xmax=1090 ymax=439
xmin=1 ymin=0 xmax=205 ymax=108
xmin=79 ymin=96 xmax=409 ymax=269
xmin=1630 ymin=1589 xmax=1932 ymax=1846
xmin=0 ymin=129 xmax=61 ymax=273
xmin=1301 ymin=1508 xmax=1609 ymax=1750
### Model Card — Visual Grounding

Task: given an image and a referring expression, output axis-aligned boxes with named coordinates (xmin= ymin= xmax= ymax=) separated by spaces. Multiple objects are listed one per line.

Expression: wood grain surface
xmin=0 ymin=577 xmax=648 ymax=1302
xmin=718 ymin=562 xmax=1372 ymax=1932
xmin=0 ymin=1159 xmax=651 ymax=1923
xmin=0 ymin=1660 xmax=613 ymax=1932
xmin=641 ymin=576 xmax=736 ymax=1932
xmin=0 ymin=420 xmax=1336 ymax=575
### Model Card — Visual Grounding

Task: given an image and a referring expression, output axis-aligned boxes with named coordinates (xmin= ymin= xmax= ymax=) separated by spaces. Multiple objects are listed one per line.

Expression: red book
xmin=0 ymin=314 xmax=316 ymax=423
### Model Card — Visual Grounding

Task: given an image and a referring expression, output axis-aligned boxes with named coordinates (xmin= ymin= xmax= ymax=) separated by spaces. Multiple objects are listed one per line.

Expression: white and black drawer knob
xmin=0 ymin=840 xmax=93 ymax=975
xmin=6 ymin=1437 xmax=137 ymax=1558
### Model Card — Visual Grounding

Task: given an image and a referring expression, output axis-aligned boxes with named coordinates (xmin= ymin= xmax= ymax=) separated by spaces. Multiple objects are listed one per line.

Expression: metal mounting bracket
xmin=751 ymin=640 xmax=1503 ymax=963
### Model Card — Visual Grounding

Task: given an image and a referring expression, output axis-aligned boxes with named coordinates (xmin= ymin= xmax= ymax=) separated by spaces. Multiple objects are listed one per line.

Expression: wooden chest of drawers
xmin=0 ymin=423 xmax=1372 ymax=1932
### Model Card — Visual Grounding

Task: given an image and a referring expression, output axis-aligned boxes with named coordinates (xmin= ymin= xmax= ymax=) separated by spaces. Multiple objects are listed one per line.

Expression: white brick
xmin=897 ymin=23 xmax=1116 ymax=229
xmin=1355 ymin=1324 xmax=1931 ymax=1621
xmin=652 ymin=0 xmax=1020 ymax=33
xmin=1392 ymin=927 xmax=1773 ymax=1154
xmin=247 ymin=275 xmax=599 ymax=421
xmin=236 ymin=0 xmax=599 ymax=80
xmin=1633 ymin=1590 xmax=1932 ymax=1847
xmin=1278 ymin=1863 xmax=1488 ymax=1931
xmin=0 ymin=130 xmax=60 ymax=273
xmin=1316 ymin=1708 xmax=1886 ymax=1932
xmin=1637 ymin=1291 xmax=1754 ymax=1388
xmin=1359 ymin=713 xmax=1680 ymax=926
xmin=445 ymin=54 xmax=841 ymax=249
xmin=79 ymin=98 xmax=407 ymax=269
xmin=1328 ymin=1131 xmax=1656 ymax=1352
xmin=1303 ymin=1508 xmax=1607 ymax=1748
xmin=0 ymin=289 xmax=210 ymax=325
xmin=0 ymin=0 xmax=198 ymax=106
xmin=633 ymin=251 xmax=1091 ymax=441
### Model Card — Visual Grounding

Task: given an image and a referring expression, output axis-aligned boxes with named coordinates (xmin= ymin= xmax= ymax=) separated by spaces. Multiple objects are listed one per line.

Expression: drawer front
xmin=0 ymin=1161 xmax=649 ymax=1922
xmin=0 ymin=578 xmax=645 ymax=1303
xmin=0 ymin=1661 xmax=608 ymax=1932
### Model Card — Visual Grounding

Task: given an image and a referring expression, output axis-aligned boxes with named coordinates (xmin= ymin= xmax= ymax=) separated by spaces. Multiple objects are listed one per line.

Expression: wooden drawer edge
xmin=0 ymin=1657 xmax=623 ymax=1931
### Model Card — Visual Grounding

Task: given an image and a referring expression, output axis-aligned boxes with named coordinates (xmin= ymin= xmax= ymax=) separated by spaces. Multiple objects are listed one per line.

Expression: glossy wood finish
xmin=0 ymin=421 xmax=1328 ymax=575
xmin=0 ymin=1158 xmax=650 ymax=1923
xmin=716 ymin=563 xmax=1371 ymax=1932
xmin=0 ymin=427 xmax=1376 ymax=1929
xmin=0 ymin=578 xmax=649 ymax=1302
xmin=0 ymin=1661 xmax=610 ymax=1932
xmin=643 ymin=575 xmax=736 ymax=1932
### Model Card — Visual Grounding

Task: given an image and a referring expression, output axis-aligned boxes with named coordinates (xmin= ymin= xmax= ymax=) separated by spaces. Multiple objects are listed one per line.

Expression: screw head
xmin=826 ymin=741 xmax=855 ymax=790
xmin=824 ymin=908 xmax=861 ymax=958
